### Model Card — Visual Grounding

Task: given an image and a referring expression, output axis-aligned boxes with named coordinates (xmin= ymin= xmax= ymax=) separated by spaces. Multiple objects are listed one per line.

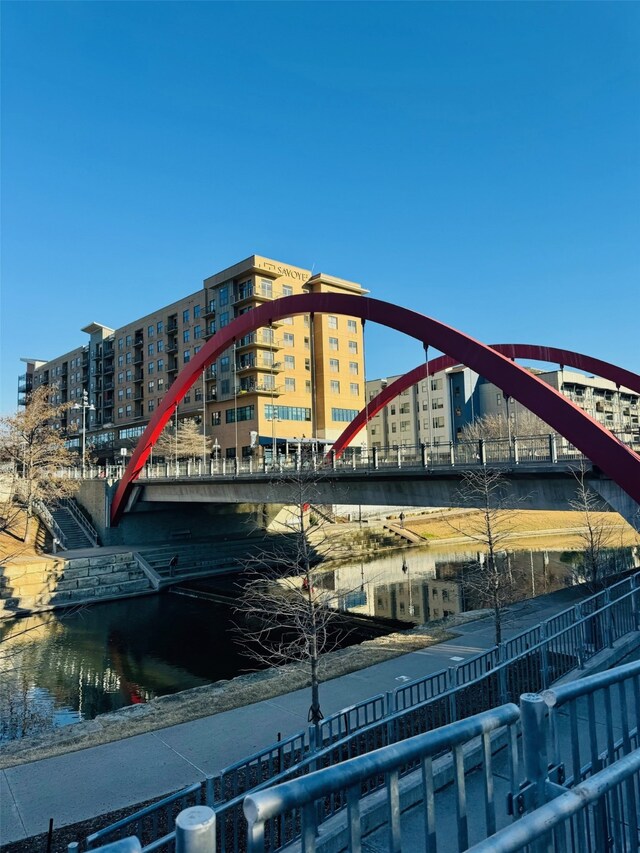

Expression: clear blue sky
xmin=2 ymin=1 xmax=639 ymax=415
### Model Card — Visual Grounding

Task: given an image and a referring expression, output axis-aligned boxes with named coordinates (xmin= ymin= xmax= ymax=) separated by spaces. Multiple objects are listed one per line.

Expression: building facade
xmin=366 ymin=367 xmax=640 ymax=451
xmin=20 ymin=255 xmax=368 ymax=463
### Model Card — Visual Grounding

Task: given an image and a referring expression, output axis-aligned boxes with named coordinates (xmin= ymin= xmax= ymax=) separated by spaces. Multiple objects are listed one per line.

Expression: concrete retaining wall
xmin=0 ymin=552 xmax=153 ymax=618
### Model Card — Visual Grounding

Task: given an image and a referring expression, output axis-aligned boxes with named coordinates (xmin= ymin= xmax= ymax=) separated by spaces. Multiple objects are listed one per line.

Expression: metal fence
xmin=80 ymin=570 xmax=640 ymax=852
xmin=88 ymin=660 xmax=640 ymax=852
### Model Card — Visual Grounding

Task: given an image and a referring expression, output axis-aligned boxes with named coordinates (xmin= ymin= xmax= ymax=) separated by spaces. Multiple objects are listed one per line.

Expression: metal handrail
xmin=32 ymin=499 xmax=68 ymax=550
xmin=60 ymin=497 xmax=99 ymax=545
xmin=465 ymin=748 xmax=640 ymax=853
xmin=542 ymin=657 xmax=640 ymax=708
xmin=243 ymin=704 xmax=520 ymax=851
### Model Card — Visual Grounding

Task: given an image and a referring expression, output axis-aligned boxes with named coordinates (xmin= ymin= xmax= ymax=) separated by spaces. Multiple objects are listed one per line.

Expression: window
xmin=182 ymin=330 xmax=190 ymax=343
xmin=157 ymin=339 xmax=164 ymax=352
xmin=148 ymin=362 xmax=154 ymax=374
xmin=148 ymin=343 xmax=155 ymax=356
xmin=265 ymin=405 xmax=311 ymax=421
xmin=496 ymin=394 xmax=502 ymax=405
xmin=118 ymin=355 xmax=124 ymax=368
xmin=400 ymin=403 xmax=410 ymax=414
xmin=126 ymin=388 xmax=133 ymax=399
xmin=117 ymin=389 xmax=124 ymax=401
xmin=184 ymin=350 xmax=191 ymax=363
xmin=220 ymin=379 xmax=230 ymax=395
xmin=194 ymin=304 xmax=201 ymax=318
xmin=330 ymin=380 xmax=340 ymax=394
xmin=148 ymin=380 xmax=155 ymax=392
xmin=390 ymin=405 xmax=396 ymax=415
xmin=332 ymin=407 xmax=359 ymax=422
xmin=282 ymin=284 xmax=293 ymax=297
xmin=220 ymin=356 xmax=230 ymax=373
xmin=329 ymin=337 xmax=339 ymax=351
xmin=431 ymin=378 xmax=443 ymax=391
xmin=211 ymin=411 xmax=221 ymax=426
xmin=328 ymin=315 xmax=338 ymax=330
xmin=304 ymin=358 xmax=311 ymax=371
xmin=285 ymin=377 xmax=296 ymax=392
xmin=220 ymin=311 xmax=229 ymax=328
xmin=194 ymin=386 xmax=202 ymax=401
xmin=118 ymin=338 xmax=123 ymax=351
xmin=226 ymin=405 xmax=255 ymax=423
xmin=126 ymin=335 xmax=132 ymax=346
xmin=433 ymin=416 xmax=445 ymax=429
xmin=194 ymin=345 xmax=201 ymax=355
xmin=305 ymin=380 xmax=311 ymax=393
xmin=348 ymin=341 xmax=358 ymax=354
xmin=219 ymin=285 xmax=229 ymax=306
xmin=183 ymin=309 xmax=190 ymax=324
xmin=391 ymin=423 xmax=397 ymax=433
xmin=284 ymin=355 xmax=295 ymax=369
xmin=304 ymin=337 xmax=310 ymax=350
xmin=158 ymin=377 xmax=164 ymax=390
xmin=329 ymin=358 xmax=339 ymax=372
xmin=347 ymin=319 xmax=357 ymax=333
xmin=157 ymin=358 xmax=164 ymax=371
xmin=148 ymin=401 xmax=155 ymax=412
xmin=400 ymin=421 xmax=410 ymax=432
xmin=349 ymin=361 xmax=359 ymax=375
xmin=350 ymin=383 xmax=359 ymax=395
xmin=118 ymin=372 xmax=124 ymax=384
xmin=281 ymin=316 xmax=293 ymax=325
xmin=125 ymin=405 xmax=132 ymax=416
xmin=126 ymin=369 xmax=133 ymax=381
xmin=148 ymin=325 xmax=154 ymax=338
xmin=284 ymin=332 xmax=295 ymax=346
xmin=432 ymin=397 xmax=444 ymax=410
xmin=126 ymin=352 xmax=132 ymax=364
xmin=118 ymin=407 xmax=124 ymax=418
xmin=157 ymin=321 xmax=164 ymax=334
xmin=194 ymin=325 xmax=201 ymax=339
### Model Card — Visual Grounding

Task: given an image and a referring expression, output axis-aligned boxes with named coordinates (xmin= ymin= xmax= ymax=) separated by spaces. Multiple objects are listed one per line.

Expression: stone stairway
xmin=50 ymin=503 xmax=95 ymax=550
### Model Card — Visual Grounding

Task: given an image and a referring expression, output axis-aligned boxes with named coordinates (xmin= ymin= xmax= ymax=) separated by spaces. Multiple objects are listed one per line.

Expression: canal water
xmin=1 ymin=544 xmax=637 ymax=740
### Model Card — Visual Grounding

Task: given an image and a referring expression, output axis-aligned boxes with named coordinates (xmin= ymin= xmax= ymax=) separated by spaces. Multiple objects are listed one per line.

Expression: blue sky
xmin=2 ymin=1 xmax=639 ymax=415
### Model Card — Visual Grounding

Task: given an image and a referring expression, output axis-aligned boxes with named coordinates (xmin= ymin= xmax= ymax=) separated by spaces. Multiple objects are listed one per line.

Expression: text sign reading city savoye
xmin=261 ymin=262 xmax=310 ymax=281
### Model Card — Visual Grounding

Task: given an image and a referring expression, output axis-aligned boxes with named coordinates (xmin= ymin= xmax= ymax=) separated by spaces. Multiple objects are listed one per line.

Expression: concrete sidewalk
xmin=0 ymin=586 xmax=590 ymax=846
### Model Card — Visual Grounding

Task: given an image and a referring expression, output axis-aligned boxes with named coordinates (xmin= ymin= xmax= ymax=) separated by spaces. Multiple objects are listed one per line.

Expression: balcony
xmin=166 ymin=340 xmax=178 ymax=354
xmin=167 ymin=320 xmax=178 ymax=332
xmin=232 ymin=282 xmax=275 ymax=306
xmin=134 ymin=334 xmax=144 ymax=347
xmin=235 ymin=358 xmax=282 ymax=375
xmin=103 ymin=362 xmax=114 ymax=375
xmin=238 ymin=381 xmax=281 ymax=396
xmin=203 ymin=302 xmax=216 ymax=318
xmin=235 ymin=331 xmax=281 ymax=352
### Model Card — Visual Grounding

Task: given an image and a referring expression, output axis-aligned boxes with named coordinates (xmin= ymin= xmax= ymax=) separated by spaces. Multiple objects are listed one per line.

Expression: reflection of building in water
xmin=426 ymin=579 xmax=463 ymax=620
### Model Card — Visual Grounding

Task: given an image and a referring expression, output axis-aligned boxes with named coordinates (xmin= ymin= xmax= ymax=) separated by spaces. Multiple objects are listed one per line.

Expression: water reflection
xmin=321 ymin=547 xmax=639 ymax=624
xmin=1 ymin=544 xmax=638 ymax=739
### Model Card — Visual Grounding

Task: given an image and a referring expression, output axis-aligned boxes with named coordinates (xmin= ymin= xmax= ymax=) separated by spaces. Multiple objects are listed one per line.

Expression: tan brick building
xmin=20 ymin=255 xmax=368 ymax=463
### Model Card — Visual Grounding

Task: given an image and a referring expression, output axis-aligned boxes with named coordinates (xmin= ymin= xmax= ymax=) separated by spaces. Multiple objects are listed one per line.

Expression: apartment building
xmin=366 ymin=365 xmax=640 ymax=450
xmin=366 ymin=366 xmax=479 ymax=450
xmin=20 ymin=255 xmax=368 ymax=463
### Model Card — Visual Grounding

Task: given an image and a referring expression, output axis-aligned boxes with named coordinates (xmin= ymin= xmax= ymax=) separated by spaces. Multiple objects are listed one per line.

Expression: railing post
xmin=187 ymin=460 xmax=192 ymax=477
xmin=447 ymin=666 xmax=458 ymax=722
xmin=450 ymin=441 xmax=455 ymax=467
xmin=513 ymin=436 xmax=519 ymax=465
xmin=385 ymin=690 xmax=396 ymax=745
xmin=479 ymin=439 xmax=486 ymax=465
xmin=539 ymin=623 xmax=550 ymax=688
xmin=549 ymin=433 xmax=558 ymax=464
xmin=175 ymin=806 xmax=216 ymax=853
xmin=372 ymin=446 xmax=379 ymax=470
xmin=234 ymin=457 xmax=240 ymax=476
xmin=604 ymin=589 xmax=614 ymax=648
xmin=397 ymin=447 xmax=402 ymax=468
xmin=330 ymin=449 xmax=336 ymax=470
xmin=222 ymin=459 xmax=226 ymax=476
xmin=520 ymin=693 xmax=550 ymax=810
xmin=421 ymin=443 xmax=428 ymax=468
xmin=632 ymin=576 xmax=640 ymax=631
xmin=574 ymin=605 xmax=585 ymax=669
xmin=352 ymin=449 xmax=357 ymax=470
xmin=497 ymin=642 xmax=508 ymax=704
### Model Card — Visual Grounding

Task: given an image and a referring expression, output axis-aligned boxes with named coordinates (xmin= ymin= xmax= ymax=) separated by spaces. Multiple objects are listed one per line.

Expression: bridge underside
xmin=125 ymin=469 xmax=640 ymax=531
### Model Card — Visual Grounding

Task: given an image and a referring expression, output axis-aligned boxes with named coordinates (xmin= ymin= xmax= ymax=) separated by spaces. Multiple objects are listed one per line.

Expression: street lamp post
xmin=73 ymin=390 xmax=95 ymax=478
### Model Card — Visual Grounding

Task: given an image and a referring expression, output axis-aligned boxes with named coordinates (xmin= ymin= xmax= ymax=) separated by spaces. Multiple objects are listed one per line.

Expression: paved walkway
xmin=0 ymin=585 xmax=590 ymax=846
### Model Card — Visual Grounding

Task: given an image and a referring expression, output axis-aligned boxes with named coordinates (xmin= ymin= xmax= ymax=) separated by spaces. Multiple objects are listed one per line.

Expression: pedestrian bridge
xmin=103 ymin=435 xmax=640 ymax=531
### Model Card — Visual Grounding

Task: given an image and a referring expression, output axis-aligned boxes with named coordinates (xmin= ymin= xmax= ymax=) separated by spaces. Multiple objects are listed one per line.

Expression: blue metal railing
xmin=81 ymin=571 xmax=640 ymax=852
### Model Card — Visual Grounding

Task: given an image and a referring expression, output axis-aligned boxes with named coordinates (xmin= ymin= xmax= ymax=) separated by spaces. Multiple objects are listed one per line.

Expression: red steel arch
xmin=332 ymin=345 xmax=640 ymax=456
xmin=110 ymin=294 xmax=640 ymax=525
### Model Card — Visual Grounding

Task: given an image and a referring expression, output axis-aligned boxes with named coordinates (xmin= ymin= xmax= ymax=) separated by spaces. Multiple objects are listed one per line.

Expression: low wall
xmin=0 ymin=552 xmax=153 ymax=618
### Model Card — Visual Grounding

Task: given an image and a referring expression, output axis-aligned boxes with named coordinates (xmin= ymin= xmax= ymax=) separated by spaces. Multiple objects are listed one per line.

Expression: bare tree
xmin=459 ymin=411 xmax=551 ymax=443
xmin=448 ymin=467 xmax=523 ymax=645
xmin=0 ymin=385 xmax=78 ymax=542
xmin=155 ymin=418 xmax=209 ymax=464
xmin=235 ymin=465 xmax=350 ymax=733
xmin=569 ymin=466 xmax=619 ymax=593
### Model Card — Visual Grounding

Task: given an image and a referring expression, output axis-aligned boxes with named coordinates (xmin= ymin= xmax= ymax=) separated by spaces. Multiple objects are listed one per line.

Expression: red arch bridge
xmin=109 ymin=295 xmax=640 ymax=531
